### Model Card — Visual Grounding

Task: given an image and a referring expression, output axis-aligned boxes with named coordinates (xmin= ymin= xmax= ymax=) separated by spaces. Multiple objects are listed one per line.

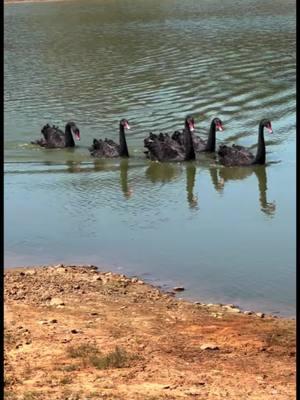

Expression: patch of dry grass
xmin=66 ymin=343 xmax=131 ymax=369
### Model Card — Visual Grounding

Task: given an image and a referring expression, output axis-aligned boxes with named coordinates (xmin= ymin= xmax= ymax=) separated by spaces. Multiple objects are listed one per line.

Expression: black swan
xmin=89 ymin=119 xmax=130 ymax=158
xmin=144 ymin=115 xmax=196 ymax=162
xmin=31 ymin=122 xmax=80 ymax=148
xmin=172 ymin=117 xmax=224 ymax=153
xmin=218 ymin=119 xmax=273 ymax=166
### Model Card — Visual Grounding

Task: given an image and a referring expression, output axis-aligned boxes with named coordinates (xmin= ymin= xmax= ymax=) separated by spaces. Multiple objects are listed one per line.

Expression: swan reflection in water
xmin=63 ymin=159 xmax=133 ymax=199
xmin=119 ymin=159 xmax=133 ymax=199
xmin=145 ymin=161 xmax=275 ymax=216
xmin=62 ymin=159 xmax=275 ymax=216
xmin=145 ymin=161 xmax=198 ymax=209
xmin=210 ymin=165 xmax=276 ymax=216
xmin=94 ymin=159 xmax=133 ymax=199
xmin=185 ymin=163 xmax=198 ymax=209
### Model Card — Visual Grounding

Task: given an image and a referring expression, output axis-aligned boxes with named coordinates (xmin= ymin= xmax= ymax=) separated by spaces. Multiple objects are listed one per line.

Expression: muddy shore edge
xmin=4 ymin=264 xmax=296 ymax=399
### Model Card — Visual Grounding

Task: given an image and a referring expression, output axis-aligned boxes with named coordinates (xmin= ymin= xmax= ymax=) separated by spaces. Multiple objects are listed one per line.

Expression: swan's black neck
xmin=205 ymin=120 xmax=217 ymax=152
xmin=184 ymin=125 xmax=196 ymax=161
xmin=253 ymin=123 xmax=266 ymax=165
xmin=119 ymin=125 xmax=129 ymax=157
xmin=65 ymin=124 xmax=75 ymax=147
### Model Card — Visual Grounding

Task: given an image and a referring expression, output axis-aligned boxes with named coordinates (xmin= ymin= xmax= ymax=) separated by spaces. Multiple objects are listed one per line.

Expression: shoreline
xmin=4 ymin=262 xmax=294 ymax=318
xmin=4 ymin=264 xmax=296 ymax=399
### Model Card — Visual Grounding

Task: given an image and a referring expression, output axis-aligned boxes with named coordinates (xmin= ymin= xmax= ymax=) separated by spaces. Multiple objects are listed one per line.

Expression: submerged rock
xmin=173 ymin=287 xmax=185 ymax=292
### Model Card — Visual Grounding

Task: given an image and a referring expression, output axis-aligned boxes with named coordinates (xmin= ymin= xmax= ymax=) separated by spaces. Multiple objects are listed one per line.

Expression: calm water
xmin=4 ymin=0 xmax=296 ymax=315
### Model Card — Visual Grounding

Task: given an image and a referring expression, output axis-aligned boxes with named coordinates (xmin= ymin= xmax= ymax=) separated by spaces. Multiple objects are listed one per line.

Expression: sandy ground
xmin=4 ymin=264 xmax=296 ymax=400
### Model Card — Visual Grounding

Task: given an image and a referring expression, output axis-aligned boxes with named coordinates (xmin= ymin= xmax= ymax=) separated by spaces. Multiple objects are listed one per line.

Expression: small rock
xmin=200 ymin=343 xmax=219 ymax=351
xmin=256 ymin=312 xmax=265 ymax=318
xmin=73 ymin=284 xmax=80 ymax=289
xmin=131 ymin=278 xmax=138 ymax=283
xmin=90 ymin=312 xmax=98 ymax=316
xmin=194 ymin=301 xmax=202 ymax=305
xmin=25 ymin=270 xmax=37 ymax=275
xmin=211 ymin=312 xmax=223 ymax=318
xmin=163 ymin=385 xmax=170 ymax=389
xmin=19 ymin=272 xmax=25 ymax=276
xmin=50 ymin=319 xmax=58 ymax=324
xmin=61 ymin=338 xmax=71 ymax=343
xmin=93 ymin=275 xmax=102 ymax=281
xmin=50 ymin=298 xmax=65 ymax=306
xmin=54 ymin=264 xmax=64 ymax=268
xmin=70 ymin=329 xmax=80 ymax=334
xmin=173 ymin=286 xmax=185 ymax=292
xmin=38 ymin=320 xmax=49 ymax=325
xmin=185 ymin=388 xmax=202 ymax=395
xmin=137 ymin=280 xmax=144 ymax=285
xmin=244 ymin=311 xmax=254 ymax=315
xmin=227 ymin=307 xmax=241 ymax=313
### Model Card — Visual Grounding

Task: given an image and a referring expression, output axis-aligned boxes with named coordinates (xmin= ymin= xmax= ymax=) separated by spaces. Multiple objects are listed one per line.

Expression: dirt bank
xmin=4 ymin=264 xmax=296 ymax=399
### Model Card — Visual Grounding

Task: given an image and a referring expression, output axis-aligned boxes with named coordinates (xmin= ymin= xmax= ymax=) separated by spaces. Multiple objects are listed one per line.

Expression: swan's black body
xmin=172 ymin=117 xmax=223 ymax=153
xmin=218 ymin=119 xmax=273 ymax=166
xmin=144 ymin=116 xmax=196 ymax=162
xmin=31 ymin=122 xmax=80 ymax=148
xmin=90 ymin=119 xmax=130 ymax=158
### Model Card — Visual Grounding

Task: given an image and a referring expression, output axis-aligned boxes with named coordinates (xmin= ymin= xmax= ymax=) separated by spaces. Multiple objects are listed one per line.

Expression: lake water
xmin=4 ymin=0 xmax=296 ymax=316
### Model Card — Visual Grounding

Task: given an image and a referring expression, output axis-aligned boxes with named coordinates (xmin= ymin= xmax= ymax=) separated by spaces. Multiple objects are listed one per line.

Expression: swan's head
xmin=261 ymin=119 xmax=273 ymax=134
xmin=68 ymin=122 xmax=80 ymax=140
xmin=213 ymin=118 xmax=224 ymax=132
xmin=185 ymin=115 xmax=195 ymax=132
xmin=120 ymin=119 xmax=130 ymax=130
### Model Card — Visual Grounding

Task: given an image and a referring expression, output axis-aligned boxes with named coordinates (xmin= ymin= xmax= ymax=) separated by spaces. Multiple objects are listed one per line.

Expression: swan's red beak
xmin=216 ymin=122 xmax=224 ymax=131
xmin=189 ymin=123 xmax=195 ymax=132
xmin=125 ymin=122 xmax=130 ymax=130
xmin=75 ymin=130 xmax=80 ymax=140
xmin=267 ymin=124 xmax=273 ymax=134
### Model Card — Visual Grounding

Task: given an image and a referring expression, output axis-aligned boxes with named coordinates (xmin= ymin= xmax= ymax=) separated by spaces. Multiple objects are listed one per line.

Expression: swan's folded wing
xmin=218 ymin=145 xmax=255 ymax=166
xmin=90 ymin=138 xmax=119 ymax=157
xmin=41 ymin=125 xmax=65 ymax=147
